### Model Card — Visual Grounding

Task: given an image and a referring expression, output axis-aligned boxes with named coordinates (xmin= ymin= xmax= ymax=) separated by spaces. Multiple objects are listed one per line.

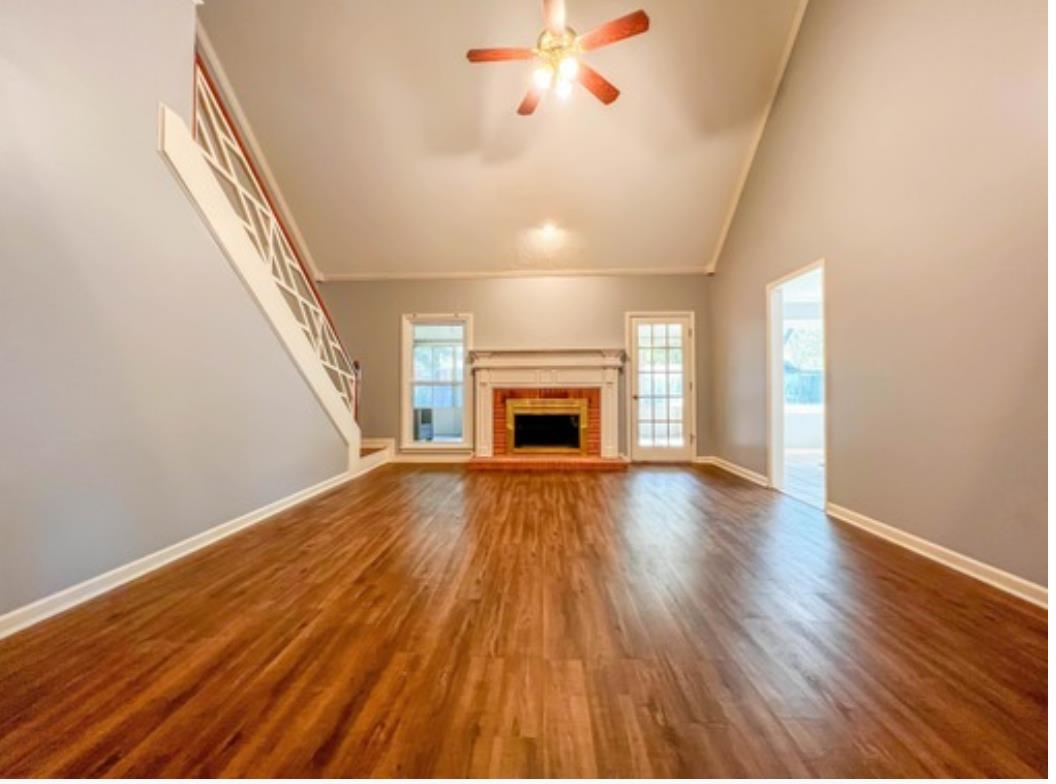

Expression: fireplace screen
xmin=507 ymin=398 xmax=589 ymax=453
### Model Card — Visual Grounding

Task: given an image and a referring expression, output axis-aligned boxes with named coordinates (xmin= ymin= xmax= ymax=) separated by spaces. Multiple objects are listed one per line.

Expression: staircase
xmin=159 ymin=56 xmax=375 ymax=474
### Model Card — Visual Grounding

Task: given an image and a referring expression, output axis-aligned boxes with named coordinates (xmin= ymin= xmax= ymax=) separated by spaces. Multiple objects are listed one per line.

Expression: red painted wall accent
xmin=493 ymin=388 xmax=601 ymax=457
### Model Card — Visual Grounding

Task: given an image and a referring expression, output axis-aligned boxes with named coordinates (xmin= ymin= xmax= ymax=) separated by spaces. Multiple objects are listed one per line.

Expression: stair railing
xmin=190 ymin=56 xmax=359 ymax=421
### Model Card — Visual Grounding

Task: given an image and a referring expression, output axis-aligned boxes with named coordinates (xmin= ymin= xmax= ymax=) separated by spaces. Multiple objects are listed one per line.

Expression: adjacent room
xmin=0 ymin=0 xmax=1047 ymax=778
xmin=769 ymin=264 xmax=826 ymax=508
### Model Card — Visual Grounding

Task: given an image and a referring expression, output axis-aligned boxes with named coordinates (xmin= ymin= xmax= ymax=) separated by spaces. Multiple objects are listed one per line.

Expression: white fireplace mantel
xmin=469 ymin=348 xmax=627 ymax=458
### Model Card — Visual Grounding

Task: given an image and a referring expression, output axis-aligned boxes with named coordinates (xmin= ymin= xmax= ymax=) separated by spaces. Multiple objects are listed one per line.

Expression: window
xmin=401 ymin=314 xmax=472 ymax=449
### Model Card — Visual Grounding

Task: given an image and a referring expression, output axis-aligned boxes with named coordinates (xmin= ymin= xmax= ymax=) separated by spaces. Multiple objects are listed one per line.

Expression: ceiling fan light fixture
xmin=558 ymin=56 xmax=579 ymax=81
xmin=466 ymin=1 xmax=650 ymax=115
xmin=532 ymin=63 xmax=555 ymax=90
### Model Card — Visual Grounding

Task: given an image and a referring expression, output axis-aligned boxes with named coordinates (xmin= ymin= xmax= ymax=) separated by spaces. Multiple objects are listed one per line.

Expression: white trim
xmin=194 ymin=23 xmax=326 ymax=283
xmin=765 ymin=258 xmax=827 ymax=506
xmin=0 ymin=469 xmax=361 ymax=641
xmin=400 ymin=313 xmax=474 ymax=452
xmin=766 ymin=257 xmax=826 ymax=290
xmin=706 ymin=0 xmax=809 ymax=274
xmin=625 ymin=312 xmax=696 ymax=463
xmin=469 ymin=348 xmax=625 ymax=370
xmin=322 ymin=266 xmax=713 ymax=282
xmin=766 ymin=284 xmax=786 ymax=490
xmin=358 ymin=438 xmax=395 ymax=472
xmin=825 ymin=503 xmax=1048 ymax=609
xmin=158 ymin=103 xmax=359 ymax=456
xmin=694 ymin=456 xmax=770 ymax=487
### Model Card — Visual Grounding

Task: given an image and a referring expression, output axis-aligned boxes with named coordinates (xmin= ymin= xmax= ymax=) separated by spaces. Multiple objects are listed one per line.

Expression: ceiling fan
xmin=466 ymin=0 xmax=650 ymax=115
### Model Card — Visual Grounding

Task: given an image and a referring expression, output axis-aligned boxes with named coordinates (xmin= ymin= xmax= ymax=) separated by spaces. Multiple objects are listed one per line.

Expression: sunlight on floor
xmin=784 ymin=448 xmax=825 ymax=508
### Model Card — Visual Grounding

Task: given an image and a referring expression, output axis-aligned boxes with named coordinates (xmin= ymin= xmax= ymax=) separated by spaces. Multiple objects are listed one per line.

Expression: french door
xmin=629 ymin=314 xmax=694 ymax=461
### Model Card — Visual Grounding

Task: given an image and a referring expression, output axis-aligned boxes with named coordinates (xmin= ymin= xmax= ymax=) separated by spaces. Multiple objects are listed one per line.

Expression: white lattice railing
xmin=190 ymin=58 xmax=359 ymax=418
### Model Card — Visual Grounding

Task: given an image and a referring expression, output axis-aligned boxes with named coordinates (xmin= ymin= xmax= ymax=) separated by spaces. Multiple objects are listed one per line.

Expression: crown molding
xmin=320 ymin=266 xmax=714 ymax=283
xmin=706 ymin=0 xmax=809 ymax=274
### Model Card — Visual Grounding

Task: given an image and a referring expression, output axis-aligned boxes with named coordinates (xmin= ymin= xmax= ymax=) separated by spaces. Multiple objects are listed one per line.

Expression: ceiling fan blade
xmin=542 ymin=0 xmax=566 ymax=34
xmin=466 ymin=47 xmax=535 ymax=63
xmin=577 ymin=62 xmax=620 ymax=105
xmin=577 ymin=10 xmax=650 ymax=51
xmin=517 ymin=86 xmax=545 ymax=115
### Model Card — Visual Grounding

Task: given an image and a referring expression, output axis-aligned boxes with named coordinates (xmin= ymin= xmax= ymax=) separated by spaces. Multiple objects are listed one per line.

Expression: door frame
xmin=624 ymin=311 xmax=696 ymax=462
xmin=765 ymin=258 xmax=829 ymax=501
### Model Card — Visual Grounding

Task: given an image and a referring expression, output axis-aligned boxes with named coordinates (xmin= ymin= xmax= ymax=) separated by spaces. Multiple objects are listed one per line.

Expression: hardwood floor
xmin=0 ymin=465 xmax=1046 ymax=777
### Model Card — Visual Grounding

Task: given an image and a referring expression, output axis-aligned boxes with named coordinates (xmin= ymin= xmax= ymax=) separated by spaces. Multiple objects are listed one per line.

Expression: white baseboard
xmin=825 ymin=502 xmax=1047 ymax=609
xmin=358 ymin=438 xmax=395 ymax=473
xmin=694 ymin=456 xmax=770 ymax=487
xmin=0 ymin=469 xmax=355 ymax=641
xmin=692 ymin=458 xmax=1045 ymax=608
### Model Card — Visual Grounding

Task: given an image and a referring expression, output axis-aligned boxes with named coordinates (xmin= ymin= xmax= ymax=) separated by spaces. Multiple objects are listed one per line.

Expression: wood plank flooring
xmin=0 ymin=465 xmax=1046 ymax=777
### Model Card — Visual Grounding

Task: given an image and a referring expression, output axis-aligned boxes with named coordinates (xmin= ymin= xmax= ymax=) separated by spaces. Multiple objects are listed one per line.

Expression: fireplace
xmin=468 ymin=349 xmax=626 ymax=462
xmin=507 ymin=398 xmax=588 ymax=453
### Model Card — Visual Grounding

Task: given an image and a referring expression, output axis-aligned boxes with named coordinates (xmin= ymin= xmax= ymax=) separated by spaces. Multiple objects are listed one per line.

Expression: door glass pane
xmin=653 ymin=374 xmax=668 ymax=397
xmin=634 ymin=320 xmax=688 ymax=451
xmin=638 ymin=397 xmax=651 ymax=421
xmin=670 ymin=398 xmax=683 ymax=422
xmin=637 ymin=323 xmax=652 ymax=347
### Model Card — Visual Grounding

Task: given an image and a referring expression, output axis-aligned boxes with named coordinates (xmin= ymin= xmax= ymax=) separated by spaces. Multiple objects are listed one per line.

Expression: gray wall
xmin=321 ymin=275 xmax=711 ymax=456
xmin=709 ymin=0 xmax=1047 ymax=583
xmin=0 ymin=0 xmax=347 ymax=614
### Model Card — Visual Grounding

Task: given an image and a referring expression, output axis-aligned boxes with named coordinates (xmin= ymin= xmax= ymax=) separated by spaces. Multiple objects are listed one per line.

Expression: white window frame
xmin=400 ymin=313 xmax=474 ymax=452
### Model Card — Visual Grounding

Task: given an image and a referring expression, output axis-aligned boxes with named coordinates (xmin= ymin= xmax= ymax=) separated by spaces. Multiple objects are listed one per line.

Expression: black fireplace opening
xmin=513 ymin=413 xmax=581 ymax=450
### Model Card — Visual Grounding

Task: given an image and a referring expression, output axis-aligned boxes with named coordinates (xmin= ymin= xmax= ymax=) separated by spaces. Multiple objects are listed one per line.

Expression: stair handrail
xmin=190 ymin=54 xmax=358 ymax=420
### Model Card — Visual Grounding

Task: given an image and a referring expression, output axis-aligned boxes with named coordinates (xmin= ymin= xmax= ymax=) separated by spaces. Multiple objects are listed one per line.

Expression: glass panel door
xmin=630 ymin=315 xmax=693 ymax=461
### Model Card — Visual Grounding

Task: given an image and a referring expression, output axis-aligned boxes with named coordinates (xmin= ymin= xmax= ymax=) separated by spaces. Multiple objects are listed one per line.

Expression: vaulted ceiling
xmin=198 ymin=0 xmax=804 ymax=280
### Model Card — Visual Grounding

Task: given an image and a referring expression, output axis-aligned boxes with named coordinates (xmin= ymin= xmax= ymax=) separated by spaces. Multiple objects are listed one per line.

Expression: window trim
xmin=400 ymin=313 xmax=474 ymax=452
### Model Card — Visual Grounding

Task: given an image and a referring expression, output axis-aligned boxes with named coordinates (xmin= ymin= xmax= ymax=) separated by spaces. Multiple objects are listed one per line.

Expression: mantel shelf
xmin=469 ymin=348 xmax=627 ymax=372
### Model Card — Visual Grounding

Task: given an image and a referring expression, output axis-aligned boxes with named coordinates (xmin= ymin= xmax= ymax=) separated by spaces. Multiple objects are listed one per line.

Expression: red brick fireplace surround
xmin=492 ymin=388 xmax=601 ymax=457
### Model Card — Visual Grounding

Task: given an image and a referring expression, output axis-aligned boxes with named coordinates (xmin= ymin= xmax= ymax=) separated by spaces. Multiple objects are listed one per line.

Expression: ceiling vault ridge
xmin=198 ymin=1 xmax=806 ymax=281
xmin=194 ymin=21 xmax=327 ymax=283
xmin=705 ymin=0 xmax=810 ymax=275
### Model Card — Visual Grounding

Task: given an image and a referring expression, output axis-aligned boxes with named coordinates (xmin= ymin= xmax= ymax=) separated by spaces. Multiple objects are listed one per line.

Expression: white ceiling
xmin=198 ymin=0 xmax=803 ymax=280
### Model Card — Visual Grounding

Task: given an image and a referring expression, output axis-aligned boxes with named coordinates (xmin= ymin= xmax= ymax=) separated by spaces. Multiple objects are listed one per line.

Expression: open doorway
xmin=767 ymin=262 xmax=826 ymax=508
